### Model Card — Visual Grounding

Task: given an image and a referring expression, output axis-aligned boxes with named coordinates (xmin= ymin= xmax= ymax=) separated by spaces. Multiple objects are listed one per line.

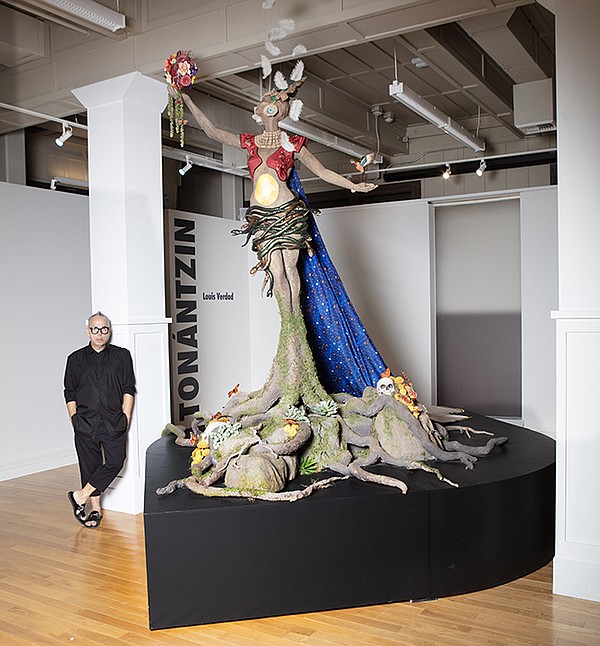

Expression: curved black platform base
xmin=144 ymin=415 xmax=555 ymax=630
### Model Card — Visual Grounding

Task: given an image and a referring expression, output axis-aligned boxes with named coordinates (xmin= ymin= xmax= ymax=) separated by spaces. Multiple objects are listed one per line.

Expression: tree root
xmin=444 ymin=424 xmax=494 ymax=438
xmin=407 ymin=460 xmax=459 ymax=487
xmin=328 ymin=459 xmax=408 ymax=494
xmin=156 ymin=478 xmax=188 ymax=496
xmin=443 ymin=436 xmax=509 ymax=456
xmin=183 ymin=474 xmax=349 ymax=501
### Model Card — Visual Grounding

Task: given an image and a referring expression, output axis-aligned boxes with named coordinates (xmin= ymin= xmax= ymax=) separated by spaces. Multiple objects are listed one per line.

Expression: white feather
xmin=265 ymin=40 xmax=280 ymax=56
xmin=280 ymin=131 xmax=296 ymax=152
xmin=292 ymin=44 xmax=307 ymax=58
xmin=278 ymin=18 xmax=295 ymax=33
xmin=260 ymin=55 xmax=272 ymax=80
xmin=274 ymin=71 xmax=288 ymax=90
xmin=267 ymin=19 xmax=295 ymax=42
xmin=290 ymin=60 xmax=304 ymax=82
xmin=267 ymin=26 xmax=286 ymax=42
xmin=289 ymin=99 xmax=303 ymax=122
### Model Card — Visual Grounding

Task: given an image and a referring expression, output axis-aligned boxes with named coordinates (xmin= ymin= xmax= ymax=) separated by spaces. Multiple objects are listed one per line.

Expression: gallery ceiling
xmin=197 ymin=2 xmax=555 ymax=161
xmin=0 ymin=0 xmax=556 ymax=170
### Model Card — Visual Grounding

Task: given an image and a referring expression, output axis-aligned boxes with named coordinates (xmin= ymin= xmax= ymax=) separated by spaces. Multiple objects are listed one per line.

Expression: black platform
xmin=144 ymin=415 xmax=555 ymax=630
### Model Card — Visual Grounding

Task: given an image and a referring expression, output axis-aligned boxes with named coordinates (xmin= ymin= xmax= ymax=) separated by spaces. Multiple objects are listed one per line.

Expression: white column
xmin=551 ymin=0 xmax=600 ymax=602
xmin=72 ymin=72 xmax=171 ymax=515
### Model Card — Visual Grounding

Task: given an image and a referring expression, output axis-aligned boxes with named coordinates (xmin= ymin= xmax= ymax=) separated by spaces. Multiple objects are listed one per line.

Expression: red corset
xmin=240 ymin=133 xmax=306 ymax=181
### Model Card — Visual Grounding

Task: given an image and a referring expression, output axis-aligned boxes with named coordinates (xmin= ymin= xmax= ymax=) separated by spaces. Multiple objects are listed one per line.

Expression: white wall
xmin=0 ymin=182 xmax=558 ymax=484
xmin=521 ymin=187 xmax=558 ymax=437
xmin=314 ymin=201 xmax=435 ymax=404
xmin=0 ymin=181 xmax=90 ymax=480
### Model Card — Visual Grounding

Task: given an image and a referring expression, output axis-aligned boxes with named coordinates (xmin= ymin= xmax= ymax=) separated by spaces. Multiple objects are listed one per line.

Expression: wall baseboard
xmin=0 ymin=451 xmax=77 ymax=482
xmin=553 ymin=557 xmax=600 ymax=603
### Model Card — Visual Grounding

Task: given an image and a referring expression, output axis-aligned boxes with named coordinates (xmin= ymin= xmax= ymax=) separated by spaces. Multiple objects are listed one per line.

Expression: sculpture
xmin=158 ymin=65 xmax=507 ymax=501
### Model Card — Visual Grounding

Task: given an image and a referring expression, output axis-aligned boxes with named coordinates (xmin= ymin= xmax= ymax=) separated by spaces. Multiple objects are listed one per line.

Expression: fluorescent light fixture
xmin=163 ymin=148 xmax=249 ymax=178
xmin=442 ymin=164 xmax=451 ymax=180
xmin=389 ymin=81 xmax=485 ymax=152
xmin=50 ymin=176 xmax=89 ymax=189
xmin=41 ymin=0 xmax=125 ymax=32
xmin=280 ymin=118 xmax=382 ymax=163
xmin=179 ymin=155 xmax=193 ymax=176
xmin=55 ymin=123 xmax=73 ymax=146
xmin=476 ymin=159 xmax=487 ymax=176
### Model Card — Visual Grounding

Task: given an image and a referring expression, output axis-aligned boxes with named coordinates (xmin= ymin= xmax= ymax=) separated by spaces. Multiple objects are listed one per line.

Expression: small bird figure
xmin=350 ymin=152 xmax=376 ymax=173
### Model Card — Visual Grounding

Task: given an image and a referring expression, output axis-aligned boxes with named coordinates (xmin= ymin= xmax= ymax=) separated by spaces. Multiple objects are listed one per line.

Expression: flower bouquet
xmin=164 ymin=50 xmax=198 ymax=147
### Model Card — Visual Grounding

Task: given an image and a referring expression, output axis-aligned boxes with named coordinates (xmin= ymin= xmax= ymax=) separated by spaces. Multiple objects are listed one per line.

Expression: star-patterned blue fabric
xmin=289 ymin=168 xmax=387 ymax=396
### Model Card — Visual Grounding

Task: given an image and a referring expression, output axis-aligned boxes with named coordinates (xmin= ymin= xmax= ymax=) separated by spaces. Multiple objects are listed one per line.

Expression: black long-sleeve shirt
xmin=64 ymin=343 xmax=136 ymax=438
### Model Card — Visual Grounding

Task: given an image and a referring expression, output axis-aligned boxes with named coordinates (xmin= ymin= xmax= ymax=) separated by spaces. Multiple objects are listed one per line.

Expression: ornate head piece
xmin=258 ymin=60 xmax=306 ymax=123
xmin=264 ymin=75 xmax=306 ymax=103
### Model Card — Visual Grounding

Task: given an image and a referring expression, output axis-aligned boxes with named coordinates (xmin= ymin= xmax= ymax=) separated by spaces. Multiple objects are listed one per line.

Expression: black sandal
xmin=67 ymin=491 xmax=87 ymax=525
xmin=85 ymin=510 xmax=102 ymax=528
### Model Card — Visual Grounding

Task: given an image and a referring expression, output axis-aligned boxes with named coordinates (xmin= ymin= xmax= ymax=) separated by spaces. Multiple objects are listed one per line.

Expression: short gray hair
xmin=86 ymin=311 xmax=111 ymax=327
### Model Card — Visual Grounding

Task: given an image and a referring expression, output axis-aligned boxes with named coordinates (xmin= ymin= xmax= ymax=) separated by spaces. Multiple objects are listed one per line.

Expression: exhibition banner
xmin=165 ymin=210 xmax=251 ymax=426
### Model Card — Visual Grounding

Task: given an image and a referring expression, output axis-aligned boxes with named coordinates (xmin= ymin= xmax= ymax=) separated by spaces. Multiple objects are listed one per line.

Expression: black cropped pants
xmin=74 ymin=422 xmax=127 ymax=497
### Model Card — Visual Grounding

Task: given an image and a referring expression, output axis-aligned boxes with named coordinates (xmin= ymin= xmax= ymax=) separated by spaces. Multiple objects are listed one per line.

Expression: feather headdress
xmin=260 ymin=54 xmax=272 ymax=80
xmin=290 ymin=60 xmax=304 ymax=82
xmin=274 ymin=70 xmax=288 ymax=90
xmin=289 ymin=99 xmax=303 ymax=122
xmin=280 ymin=130 xmax=296 ymax=152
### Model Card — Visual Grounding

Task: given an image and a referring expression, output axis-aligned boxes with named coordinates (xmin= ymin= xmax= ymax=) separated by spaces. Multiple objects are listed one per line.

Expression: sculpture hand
xmin=166 ymin=84 xmax=180 ymax=100
xmin=351 ymin=182 xmax=378 ymax=193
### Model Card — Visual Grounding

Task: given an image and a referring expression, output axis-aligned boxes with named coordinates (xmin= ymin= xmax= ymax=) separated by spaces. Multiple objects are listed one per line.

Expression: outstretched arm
xmin=296 ymin=146 xmax=377 ymax=193
xmin=179 ymin=92 xmax=241 ymax=149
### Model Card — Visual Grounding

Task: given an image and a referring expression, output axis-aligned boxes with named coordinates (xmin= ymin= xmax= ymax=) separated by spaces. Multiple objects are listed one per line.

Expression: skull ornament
xmin=376 ymin=377 xmax=395 ymax=397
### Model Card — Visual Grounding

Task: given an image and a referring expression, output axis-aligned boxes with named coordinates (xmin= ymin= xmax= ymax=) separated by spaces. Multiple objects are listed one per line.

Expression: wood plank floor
xmin=1 ymin=465 xmax=598 ymax=645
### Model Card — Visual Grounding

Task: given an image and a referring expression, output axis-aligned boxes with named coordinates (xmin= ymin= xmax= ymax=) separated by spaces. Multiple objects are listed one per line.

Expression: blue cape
xmin=289 ymin=169 xmax=387 ymax=396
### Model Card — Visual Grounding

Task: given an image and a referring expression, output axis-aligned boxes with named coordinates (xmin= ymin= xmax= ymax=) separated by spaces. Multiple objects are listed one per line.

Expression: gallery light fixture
xmin=179 ymin=155 xmax=193 ymax=176
xmin=55 ymin=123 xmax=73 ymax=147
xmin=163 ymin=148 xmax=249 ymax=178
xmin=41 ymin=0 xmax=126 ymax=32
xmin=442 ymin=164 xmax=452 ymax=180
xmin=476 ymin=159 xmax=487 ymax=176
xmin=389 ymin=81 xmax=485 ymax=153
xmin=280 ymin=118 xmax=382 ymax=163
xmin=50 ymin=176 xmax=89 ymax=190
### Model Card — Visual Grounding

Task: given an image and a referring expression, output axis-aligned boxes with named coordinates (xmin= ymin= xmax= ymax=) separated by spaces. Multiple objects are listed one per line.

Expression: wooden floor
xmin=1 ymin=466 xmax=599 ymax=646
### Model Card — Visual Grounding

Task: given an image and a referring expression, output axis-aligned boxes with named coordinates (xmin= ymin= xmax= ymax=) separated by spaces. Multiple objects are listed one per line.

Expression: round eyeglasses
xmin=89 ymin=326 xmax=110 ymax=335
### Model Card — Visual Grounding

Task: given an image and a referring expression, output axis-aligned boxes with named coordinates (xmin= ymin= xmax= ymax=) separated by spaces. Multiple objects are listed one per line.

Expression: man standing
xmin=64 ymin=312 xmax=135 ymax=528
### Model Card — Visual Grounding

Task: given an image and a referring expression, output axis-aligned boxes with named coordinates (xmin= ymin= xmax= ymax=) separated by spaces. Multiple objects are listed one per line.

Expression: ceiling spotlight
xmin=179 ymin=155 xmax=193 ymax=176
xmin=442 ymin=164 xmax=451 ymax=180
xmin=476 ymin=159 xmax=487 ymax=176
xmin=55 ymin=123 xmax=73 ymax=147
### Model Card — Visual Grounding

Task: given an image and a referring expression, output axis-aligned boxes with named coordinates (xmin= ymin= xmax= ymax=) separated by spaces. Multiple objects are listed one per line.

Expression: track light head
xmin=179 ymin=155 xmax=193 ymax=176
xmin=55 ymin=123 xmax=73 ymax=147
xmin=476 ymin=159 xmax=487 ymax=177
xmin=442 ymin=164 xmax=451 ymax=180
